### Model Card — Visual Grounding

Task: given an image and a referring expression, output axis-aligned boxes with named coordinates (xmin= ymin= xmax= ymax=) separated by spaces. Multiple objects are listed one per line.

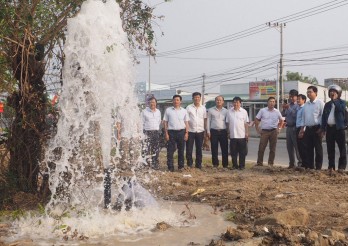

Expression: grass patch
xmin=225 ymin=211 xmax=236 ymax=221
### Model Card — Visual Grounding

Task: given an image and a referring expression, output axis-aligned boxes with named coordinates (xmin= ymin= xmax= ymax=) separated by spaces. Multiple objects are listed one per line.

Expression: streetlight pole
xmin=267 ymin=22 xmax=286 ymax=104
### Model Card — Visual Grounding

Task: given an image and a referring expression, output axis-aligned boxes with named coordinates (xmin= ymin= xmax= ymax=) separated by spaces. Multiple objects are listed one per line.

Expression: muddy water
xmin=5 ymin=201 xmax=233 ymax=246
xmin=102 ymin=202 xmax=232 ymax=246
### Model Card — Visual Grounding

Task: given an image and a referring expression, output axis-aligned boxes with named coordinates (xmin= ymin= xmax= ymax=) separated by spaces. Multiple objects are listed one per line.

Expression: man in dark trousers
xmin=163 ymin=95 xmax=189 ymax=172
xmin=321 ymin=84 xmax=347 ymax=172
xmin=298 ymin=86 xmax=324 ymax=170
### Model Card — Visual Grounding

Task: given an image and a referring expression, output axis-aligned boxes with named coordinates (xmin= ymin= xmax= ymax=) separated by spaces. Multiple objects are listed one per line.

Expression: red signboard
xmin=0 ymin=102 xmax=4 ymax=113
xmin=249 ymin=81 xmax=276 ymax=100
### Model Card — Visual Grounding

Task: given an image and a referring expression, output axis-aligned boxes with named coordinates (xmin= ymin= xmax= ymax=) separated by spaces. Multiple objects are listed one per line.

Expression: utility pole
xmin=202 ymin=73 xmax=206 ymax=104
xmin=267 ymin=22 xmax=286 ymax=104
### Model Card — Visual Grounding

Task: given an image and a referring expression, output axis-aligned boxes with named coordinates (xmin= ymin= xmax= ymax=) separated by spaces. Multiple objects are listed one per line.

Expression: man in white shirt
xmin=141 ymin=97 xmax=162 ymax=170
xmin=255 ymin=97 xmax=284 ymax=167
xmin=207 ymin=96 xmax=228 ymax=168
xmin=186 ymin=92 xmax=207 ymax=169
xmin=298 ymin=86 xmax=324 ymax=170
xmin=163 ymin=95 xmax=189 ymax=172
xmin=226 ymin=97 xmax=249 ymax=170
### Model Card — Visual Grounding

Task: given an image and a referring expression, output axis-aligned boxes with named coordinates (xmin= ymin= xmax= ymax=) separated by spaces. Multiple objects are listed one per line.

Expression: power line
xmin=150 ymin=0 xmax=348 ymax=57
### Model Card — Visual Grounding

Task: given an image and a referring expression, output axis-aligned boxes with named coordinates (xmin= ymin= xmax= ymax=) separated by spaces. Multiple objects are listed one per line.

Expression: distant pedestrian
xmin=207 ymin=96 xmax=229 ymax=168
xmin=255 ymin=97 xmax=284 ymax=167
xmin=186 ymin=92 xmax=207 ymax=169
xmin=282 ymin=89 xmax=301 ymax=168
xmin=321 ymin=84 xmax=347 ymax=172
xmin=296 ymin=94 xmax=307 ymax=168
xmin=163 ymin=95 xmax=189 ymax=172
xmin=226 ymin=97 xmax=249 ymax=170
xmin=141 ymin=97 xmax=162 ymax=170
xmin=298 ymin=86 xmax=324 ymax=170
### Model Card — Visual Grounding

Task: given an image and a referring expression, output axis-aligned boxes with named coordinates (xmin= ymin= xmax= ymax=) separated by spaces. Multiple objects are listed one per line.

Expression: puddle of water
xmin=5 ymin=201 xmax=232 ymax=246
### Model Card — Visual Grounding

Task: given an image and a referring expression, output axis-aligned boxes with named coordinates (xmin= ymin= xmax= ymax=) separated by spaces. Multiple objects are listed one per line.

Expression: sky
xmin=135 ymin=0 xmax=348 ymax=93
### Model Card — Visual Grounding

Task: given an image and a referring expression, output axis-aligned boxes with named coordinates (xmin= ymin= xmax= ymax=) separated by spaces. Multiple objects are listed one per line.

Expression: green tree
xmin=285 ymin=71 xmax=318 ymax=84
xmin=0 ymin=0 xmax=157 ymax=194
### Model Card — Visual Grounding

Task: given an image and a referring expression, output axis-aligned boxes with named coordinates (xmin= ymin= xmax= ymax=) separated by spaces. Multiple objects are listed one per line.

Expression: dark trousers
xmin=167 ymin=129 xmax=185 ymax=171
xmin=296 ymin=127 xmax=307 ymax=168
xmin=326 ymin=125 xmax=347 ymax=170
xmin=186 ymin=131 xmax=204 ymax=168
xmin=210 ymin=129 xmax=228 ymax=167
xmin=230 ymin=138 xmax=247 ymax=169
xmin=144 ymin=130 xmax=160 ymax=168
xmin=303 ymin=125 xmax=323 ymax=170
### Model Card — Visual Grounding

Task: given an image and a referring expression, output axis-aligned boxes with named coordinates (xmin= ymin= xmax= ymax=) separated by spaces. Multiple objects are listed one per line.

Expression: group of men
xmin=282 ymin=85 xmax=347 ymax=171
xmin=141 ymin=92 xmax=249 ymax=172
xmin=140 ymin=84 xmax=347 ymax=173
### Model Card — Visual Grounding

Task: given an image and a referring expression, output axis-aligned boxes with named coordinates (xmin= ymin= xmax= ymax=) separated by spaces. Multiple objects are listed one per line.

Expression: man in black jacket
xmin=321 ymin=84 xmax=347 ymax=172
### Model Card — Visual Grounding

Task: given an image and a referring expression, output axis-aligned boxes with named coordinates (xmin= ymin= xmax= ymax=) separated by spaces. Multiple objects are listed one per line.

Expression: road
xmin=203 ymin=137 xmax=341 ymax=169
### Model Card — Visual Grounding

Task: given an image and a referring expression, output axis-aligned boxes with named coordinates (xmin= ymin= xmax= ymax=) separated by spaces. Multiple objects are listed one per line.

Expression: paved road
xmin=203 ymin=137 xmax=343 ymax=169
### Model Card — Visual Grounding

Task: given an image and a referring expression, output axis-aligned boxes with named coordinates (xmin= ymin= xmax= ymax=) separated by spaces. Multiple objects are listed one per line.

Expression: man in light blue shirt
xmin=299 ymin=86 xmax=324 ymax=170
xmin=296 ymin=94 xmax=307 ymax=168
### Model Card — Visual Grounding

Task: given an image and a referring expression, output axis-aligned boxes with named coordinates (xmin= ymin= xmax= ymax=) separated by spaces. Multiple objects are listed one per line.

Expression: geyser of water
xmin=45 ymin=0 xmax=151 ymax=212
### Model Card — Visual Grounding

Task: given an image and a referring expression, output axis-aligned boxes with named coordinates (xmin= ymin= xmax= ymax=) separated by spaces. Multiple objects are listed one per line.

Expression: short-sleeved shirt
xmin=256 ymin=107 xmax=282 ymax=130
xmin=141 ymin=107 xmax=161 ymax=131
xmin=186 ymin=104 xmax=207 ymax=133
xmin=226 ymin=107 xmax=249 ymax=139
xmin=302 ymin=98 xmax=324 ymax=126
xmin=207 ymin=107 xmax=228 ymax=133
xmin=163 ymin=107 xmax=189 ymax=130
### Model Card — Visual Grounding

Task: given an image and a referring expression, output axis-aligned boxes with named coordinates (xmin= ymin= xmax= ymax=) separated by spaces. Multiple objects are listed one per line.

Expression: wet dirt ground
xmin=139 ymin=159 xmax=348 ymax=245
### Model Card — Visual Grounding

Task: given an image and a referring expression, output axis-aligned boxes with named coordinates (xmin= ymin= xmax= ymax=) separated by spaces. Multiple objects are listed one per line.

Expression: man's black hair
xmin=232 ymin=96 xmax=242 ymax=103
xmin=173 ymin=94 xmax=182 ymax=101
xmin=298 ymin=94 xmax=307 ymax=102
xmin=289 ymin=89 xmax=299 ymax=96
xmin=307 ymin=85 xmax=318 ymax=94
xmin=192 ymin=92 xmax=201 ymax=98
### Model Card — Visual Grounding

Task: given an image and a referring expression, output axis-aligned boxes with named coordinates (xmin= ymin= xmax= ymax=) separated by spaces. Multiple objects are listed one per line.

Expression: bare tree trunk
xmin=7 ymin=40 xmax=47 ymax=193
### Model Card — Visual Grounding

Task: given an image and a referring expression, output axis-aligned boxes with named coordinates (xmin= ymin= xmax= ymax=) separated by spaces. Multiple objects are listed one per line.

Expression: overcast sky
xmin=135 ymin=0 xmax=348 ymax=93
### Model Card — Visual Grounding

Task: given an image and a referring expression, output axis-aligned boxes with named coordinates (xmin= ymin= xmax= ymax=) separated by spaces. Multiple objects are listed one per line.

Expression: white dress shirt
xmin=186 ymin=104 xmax=207 ymax=133
xmin=302 ymin=98 xmax=324 ymax=126
xmin=327 ymin=103 xmax=336 ymax=125
xmin=256 ymin=107 xmax=282 ymax=129
xmin=226 ymin=107 xmax=249 ymax=139
xmin=141 ymin=107 xmax=161 ymax=131
xmin=163 ymin=107 xmax=189 ymax=130
xmin=206 ymin=107 xmax=228 ymax=134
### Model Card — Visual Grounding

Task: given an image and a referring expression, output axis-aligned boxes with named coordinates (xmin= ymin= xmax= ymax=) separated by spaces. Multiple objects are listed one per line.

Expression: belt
xmin=328 ymin=124 xmax=336 ymax=127
xmin=306 ymin=125 xmax=320 ymax=129
xmin=287 ymin=125 xmax=296 ymax=127
xmin=168 ymin=129 xmax=185 ymax=132
xmin=211 ymin=128 xmax=226 ymax=132
xmin=262 ymin=128 xmax=276 ymax=132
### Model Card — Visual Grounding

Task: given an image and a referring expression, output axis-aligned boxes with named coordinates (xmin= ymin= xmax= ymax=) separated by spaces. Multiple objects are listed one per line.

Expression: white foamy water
xmin=45 ymin=0 xmax=144 ymax=211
